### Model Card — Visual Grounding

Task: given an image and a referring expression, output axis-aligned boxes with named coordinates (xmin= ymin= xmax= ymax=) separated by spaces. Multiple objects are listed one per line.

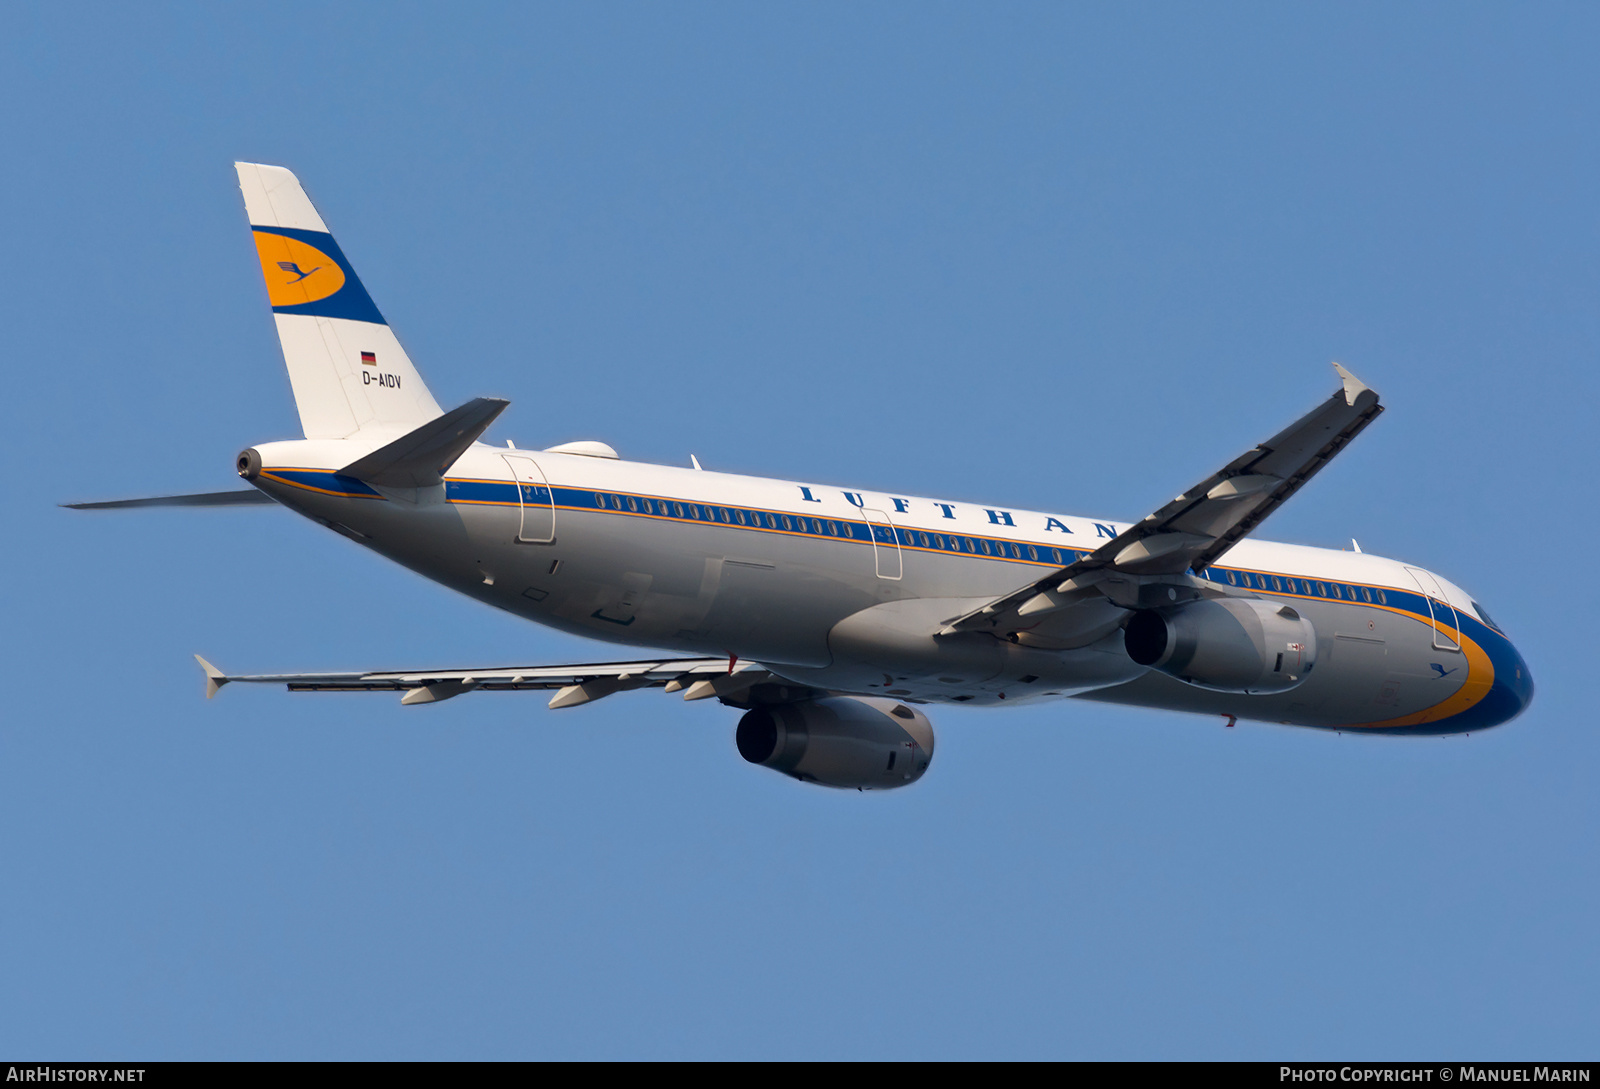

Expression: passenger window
xmin=1027 ymin=545 xmax=1039 ymax=561
xmin=1226 ymin=570 xmax=1236 ymax=585
xmin=781 ymin=515 xmax=793 ymax=531
xmin=1361 ymin=587 xmax=1373 ymax=602
xmin=625 ymin=496 xmax=637 ymax=512
xmin=593 ymin=492 xmax=606 ymax=507
xmin=1377 ymin=589 xmax=1387 ymax=604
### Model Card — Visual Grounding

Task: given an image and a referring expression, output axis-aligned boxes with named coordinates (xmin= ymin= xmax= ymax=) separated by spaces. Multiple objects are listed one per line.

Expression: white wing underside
xmin=195 ymin=655 xmax=804 ymax=709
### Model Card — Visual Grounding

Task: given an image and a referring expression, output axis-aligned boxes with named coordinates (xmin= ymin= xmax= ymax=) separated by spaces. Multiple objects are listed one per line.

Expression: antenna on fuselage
xmin=1351 ymin=539 xmax=1362 ymax=553
xmin=690 ymin=454 xmax=703 ymax=471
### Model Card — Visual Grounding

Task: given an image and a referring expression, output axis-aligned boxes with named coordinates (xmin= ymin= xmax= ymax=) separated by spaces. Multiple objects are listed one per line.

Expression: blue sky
xmin=3 ymin=2 xmax=1595 ymax=1058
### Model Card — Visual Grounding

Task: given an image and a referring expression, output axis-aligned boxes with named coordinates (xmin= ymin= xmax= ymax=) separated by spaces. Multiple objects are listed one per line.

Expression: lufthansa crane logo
xmin=276 ymin=261 xmax=322 ymax=284
xmin=253 ymin=230 xmax=347 ymax=307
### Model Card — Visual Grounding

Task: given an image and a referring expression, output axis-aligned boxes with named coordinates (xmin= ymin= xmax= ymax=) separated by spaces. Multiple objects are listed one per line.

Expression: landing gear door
xmin=1405 ymin=566 xmax=1460 ymax=651
xmin=502 ymin=455 xmax=555 ymax=544
xmin=862 ymin=508 xmax=903 ymax=580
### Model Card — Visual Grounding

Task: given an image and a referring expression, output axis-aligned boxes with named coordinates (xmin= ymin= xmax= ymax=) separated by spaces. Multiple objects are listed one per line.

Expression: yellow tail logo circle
xmin=253 ymin=231 xmax=346 ymax=306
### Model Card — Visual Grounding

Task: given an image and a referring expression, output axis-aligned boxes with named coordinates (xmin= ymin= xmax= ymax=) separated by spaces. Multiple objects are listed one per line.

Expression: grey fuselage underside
xmin=253 ymin=454 xmax=1514 ymax=733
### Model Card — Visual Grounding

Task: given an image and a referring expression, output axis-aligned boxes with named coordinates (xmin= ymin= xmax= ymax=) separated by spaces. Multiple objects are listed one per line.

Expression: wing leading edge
xmin=941 ymin=363 xmax=1382 ymax=635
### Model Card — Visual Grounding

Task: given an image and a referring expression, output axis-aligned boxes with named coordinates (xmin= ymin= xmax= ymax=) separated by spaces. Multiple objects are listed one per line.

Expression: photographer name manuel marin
xmin=1281 ymin=1068 xmax=1592 ymax=1083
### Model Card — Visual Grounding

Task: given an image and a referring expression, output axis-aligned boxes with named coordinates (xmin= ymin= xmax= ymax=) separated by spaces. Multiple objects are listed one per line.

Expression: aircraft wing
xmin=194 ymin=654 xmax=804 ymax=708
xmin=941 ymin=364 xmax=1382 ymax=634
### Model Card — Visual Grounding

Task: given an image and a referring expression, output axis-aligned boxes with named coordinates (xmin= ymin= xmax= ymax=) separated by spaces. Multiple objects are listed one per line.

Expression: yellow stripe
xmin=259 ymin=471 xmax=381 ymax=500
xmin=1340 ymin=615 xmax=1494 ymax=729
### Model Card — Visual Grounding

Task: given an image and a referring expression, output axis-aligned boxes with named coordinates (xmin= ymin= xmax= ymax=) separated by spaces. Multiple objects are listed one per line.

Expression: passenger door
xmin=861 ymin=508 xmax=903 ymax=580
xmin=1404 ymin=566 xmax=1460 ymax=651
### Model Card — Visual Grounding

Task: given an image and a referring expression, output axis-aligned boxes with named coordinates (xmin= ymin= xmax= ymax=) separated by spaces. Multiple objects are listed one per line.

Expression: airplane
xmin=66 ymin=162 xmax=1535 ymax=790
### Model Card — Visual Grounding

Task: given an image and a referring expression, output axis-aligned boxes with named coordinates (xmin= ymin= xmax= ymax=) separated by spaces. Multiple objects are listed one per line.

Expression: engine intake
xmin=1125 ymin=597 xmax=1318 ymax=694
xmin=736 ymin=696 xmax=934 ymax=789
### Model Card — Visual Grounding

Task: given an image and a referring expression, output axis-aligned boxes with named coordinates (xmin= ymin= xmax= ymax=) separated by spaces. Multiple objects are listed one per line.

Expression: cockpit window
xmin=1472 ymin=601 xmax=1505 ymax=633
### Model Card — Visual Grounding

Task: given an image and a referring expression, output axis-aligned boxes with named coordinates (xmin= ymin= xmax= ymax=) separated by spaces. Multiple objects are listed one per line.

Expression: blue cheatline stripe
xmin=445 ymin=479 xmax=1098 ymax=567
xmin=255 ymin=225 xmax=386 ymax=325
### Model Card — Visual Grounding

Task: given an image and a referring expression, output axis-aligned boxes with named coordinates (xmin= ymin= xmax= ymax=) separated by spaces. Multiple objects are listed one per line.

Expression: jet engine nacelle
xmin=735 ymin=696 xmax=934 ymax=789
xmin=1124 ymin=597 xmax=1318 ymax=694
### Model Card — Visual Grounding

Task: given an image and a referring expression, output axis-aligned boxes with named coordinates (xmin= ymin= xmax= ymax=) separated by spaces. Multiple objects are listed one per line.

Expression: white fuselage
xmin=246 ymin=439 xmax=1532 ymax=735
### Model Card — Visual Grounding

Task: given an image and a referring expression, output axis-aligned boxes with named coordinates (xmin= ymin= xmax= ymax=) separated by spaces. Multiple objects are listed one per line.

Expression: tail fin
xmin=235 ymin=163 xmax=443 ymax=439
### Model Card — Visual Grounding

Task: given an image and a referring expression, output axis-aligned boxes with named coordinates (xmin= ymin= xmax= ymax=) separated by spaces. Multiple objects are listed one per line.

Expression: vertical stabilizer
xmin=236 ymin=163 xmax=443 ymax=439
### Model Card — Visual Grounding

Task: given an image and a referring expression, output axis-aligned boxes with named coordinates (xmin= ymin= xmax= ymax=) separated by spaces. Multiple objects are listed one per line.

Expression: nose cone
xmin=1460 ymin=633 xmax=1534 ymax=732
xmin=1491 ymin=639 xmax=1535 ymax=725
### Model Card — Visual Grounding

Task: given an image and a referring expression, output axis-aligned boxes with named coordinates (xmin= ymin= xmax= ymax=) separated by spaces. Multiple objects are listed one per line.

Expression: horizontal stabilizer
xmin=63 ymin=490 xmax=276 ymax=510
xmin=338 ymin=397 xmax=510 ymax=488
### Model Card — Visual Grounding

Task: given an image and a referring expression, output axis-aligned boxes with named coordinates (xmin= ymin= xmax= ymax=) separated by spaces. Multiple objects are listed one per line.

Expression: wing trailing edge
xmin=191 ymin=655 xmax=804 ymax=709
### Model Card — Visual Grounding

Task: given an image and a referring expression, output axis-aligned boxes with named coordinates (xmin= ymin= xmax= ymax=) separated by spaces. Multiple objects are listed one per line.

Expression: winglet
xmin=1332 ymin=362 xmax=1372 ymax=407
xmin=194 ymin=655 xmax=229 ymax=699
